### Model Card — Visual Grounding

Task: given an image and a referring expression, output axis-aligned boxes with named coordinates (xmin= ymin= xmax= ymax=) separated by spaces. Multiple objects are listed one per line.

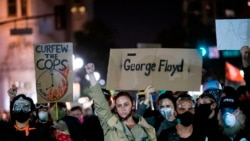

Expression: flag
xmin=225 ymin=62 xmax=244 ymax=83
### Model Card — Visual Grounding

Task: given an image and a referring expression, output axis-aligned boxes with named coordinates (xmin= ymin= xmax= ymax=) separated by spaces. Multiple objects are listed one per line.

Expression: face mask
xmin=78 ymin=115 xmax=84 ymax=124
xmin=49 ymin=109 xmax=66 ymax=121
xmin=160 ymin=108 xmax=174 ymax=120
xmin=55 ymin=130 xmax=73 ymax=141
xmin=12 ymin=111 xmax=30 ymax=123
xmin=177 ymin=111 xmax=194 ymax=126
xmin=195 ymin=103 xmax=212 ymax=120
xmin=38 ymin=111 xmax=48 ymax=122
xmin=222 ymin=112 xmax=236 ymax=127
xmin=118 ymin=108 xmax=133 ymax=121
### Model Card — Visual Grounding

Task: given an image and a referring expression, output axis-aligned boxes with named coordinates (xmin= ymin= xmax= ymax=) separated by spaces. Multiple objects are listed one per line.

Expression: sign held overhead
xmin=106 ymin=48 xmax=202 ymax=91
xmin=216 ymin=19 xmax=250 ymax=50
xmin=34 ymin=43 xmax=74 ymax=103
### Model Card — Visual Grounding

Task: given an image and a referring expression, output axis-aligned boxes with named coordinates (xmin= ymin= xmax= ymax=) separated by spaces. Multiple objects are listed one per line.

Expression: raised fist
xmin=85 ymin=63 xmax=95 ymax=75
xmin=144 ymin=86 xmax=155 ymax=103
xmin=8 ymin=84 xmax=17 ymax=101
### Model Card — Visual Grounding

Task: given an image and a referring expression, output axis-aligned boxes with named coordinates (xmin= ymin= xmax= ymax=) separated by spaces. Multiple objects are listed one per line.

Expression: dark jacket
xmin=195 ymin=114 xmax=223 ymax=141
xmin=137 ymin=103 xmax=177 ymax=136
xmin=158 ymin=126 xmax=200 ymax=141
xmin=2 ymin=122 xmax=47 ymax=141
xmin=220 ymin=128 xmax=250 ymax=141
xmin=81 ymin=115 xmax=104 ymax=141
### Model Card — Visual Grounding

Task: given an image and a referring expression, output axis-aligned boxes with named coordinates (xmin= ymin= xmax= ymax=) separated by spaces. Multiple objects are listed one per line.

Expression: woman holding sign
xmin=85 ymin=63 xmax=156 ymax=141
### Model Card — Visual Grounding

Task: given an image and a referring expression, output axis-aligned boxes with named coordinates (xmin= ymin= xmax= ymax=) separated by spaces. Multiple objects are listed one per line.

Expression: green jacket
xmin=88 ymin=84 xmax=156 ymax=141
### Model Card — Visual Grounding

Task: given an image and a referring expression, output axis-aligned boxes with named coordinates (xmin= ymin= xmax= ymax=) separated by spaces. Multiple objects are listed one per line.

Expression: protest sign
xmin=216 ymin=19 xmax=250 ymax=50
xmin=34 ymin=43 xmax=73 ymax=103
xmin=106 ymin=48 xmax=202 ymax=91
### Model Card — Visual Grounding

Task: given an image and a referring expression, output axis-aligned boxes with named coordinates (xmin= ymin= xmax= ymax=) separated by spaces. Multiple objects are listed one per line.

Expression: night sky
xmin=93 ymin=1 xmax=183 ymax=48
xmin=77 ymin=0 xmax=245 ymax=82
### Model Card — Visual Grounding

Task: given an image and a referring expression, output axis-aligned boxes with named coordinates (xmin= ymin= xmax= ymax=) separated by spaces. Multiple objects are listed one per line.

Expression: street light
xmin=99 ymin=79 xmax=106 ymax=86
xmin=85 ymin=72 xmax=100 ymax=81
xmin=73 ymin=55 xmax=84 ymax=71
xmin=240 ymin=70 xmax=244 ymax=77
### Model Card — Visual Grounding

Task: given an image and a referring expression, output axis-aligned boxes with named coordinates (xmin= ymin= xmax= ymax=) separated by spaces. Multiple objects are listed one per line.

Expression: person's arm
xmin=136 ymin=103 xmax=149 ymax=116
xmin=85 ymin=63 xmax=113 ymax=134
xmin=241 ymin=46 xmax=250 ymax=92
xmin=243 ymin=67 xmax=250 ymax=93
xmin=7 ymin=85 xmax=17 ymax=102
xmin=136 ymin=86 xmax=155 ymax=115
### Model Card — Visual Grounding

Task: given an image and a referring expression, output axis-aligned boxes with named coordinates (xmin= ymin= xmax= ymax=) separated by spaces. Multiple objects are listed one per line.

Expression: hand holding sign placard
xmin=106 ymin=48 xmax=202 ymax=91
xmin=216 ymin=19 xmax=250 ymax=50
xmin=34 ymin=43 xmax=73 ymax=103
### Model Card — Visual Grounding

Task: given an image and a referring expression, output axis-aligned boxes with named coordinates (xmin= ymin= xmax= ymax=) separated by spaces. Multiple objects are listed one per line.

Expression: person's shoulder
xmin=158 ymin=127 xmax=178 ymax=141
xmin=83 ymin=115 xmax=101 ymax=126
xmin=84 ymin=115 xmax=99 ymax=121
xmin=161 ymin=126 xmax=176 ymax=134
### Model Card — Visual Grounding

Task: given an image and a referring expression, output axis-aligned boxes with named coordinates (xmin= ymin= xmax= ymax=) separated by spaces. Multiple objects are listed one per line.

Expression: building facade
xmin=0 ymin=0 xmax=90 ymax=110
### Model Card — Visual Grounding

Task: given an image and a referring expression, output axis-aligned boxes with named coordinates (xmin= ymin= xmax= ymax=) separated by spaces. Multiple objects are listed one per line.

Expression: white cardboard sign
xmin=216 ymin=19 xmax=250 ymax=50
xmin=106 ymin=48 xmax=202 ymax=91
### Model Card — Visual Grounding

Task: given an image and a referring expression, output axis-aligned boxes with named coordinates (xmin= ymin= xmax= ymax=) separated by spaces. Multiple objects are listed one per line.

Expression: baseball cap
xmin=219 ymin=96 xmax=239 ymax=110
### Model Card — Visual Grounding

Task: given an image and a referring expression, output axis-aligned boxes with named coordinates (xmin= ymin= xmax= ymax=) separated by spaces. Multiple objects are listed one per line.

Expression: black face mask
xmin=117 ymin=108 xmax=133 ymax=121
xmin=177 ymin=111 xmax=194 ymax=126
xmin=12 ymin=111 xmax=30 ymax=123
xmin=195 ymin=103 xmax=212 ymax=120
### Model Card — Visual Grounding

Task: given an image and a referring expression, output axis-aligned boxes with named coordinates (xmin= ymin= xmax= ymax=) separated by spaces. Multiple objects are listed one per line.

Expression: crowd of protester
xmin=0 ymin=46 xmax=250 ymax=141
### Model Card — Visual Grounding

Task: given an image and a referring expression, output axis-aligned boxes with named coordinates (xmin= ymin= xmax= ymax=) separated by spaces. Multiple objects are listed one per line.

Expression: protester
xmin=70 ymin=106 xmax=84 ymax=124
xmin=81 ymin=89 xmax=112 ymax=141
xmin=137 ymin=86 xmax=177 ymax=136
xmin=195 ymin=81 xmax=222 ymax=141
xmin=52 ymin=115 xmax=82 ymax=141
xmin=85 ymin=63 xmax=156 ymax=141
xmin=158 ymin=93 xmax=199 ymax=141
xmin=35 ymin=103 xmax=55 ymax=141
xmin=218 ymin=96 xmax=249 ymax=140
xmin=3 ymin=93 xmax=47 ymax=141
xmin=49 ymin=102 xmax=67 ymax=124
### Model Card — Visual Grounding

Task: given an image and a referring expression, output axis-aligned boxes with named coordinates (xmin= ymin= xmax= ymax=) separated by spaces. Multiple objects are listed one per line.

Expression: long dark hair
xmin=114 ymin=91 xmax=134 ymax=104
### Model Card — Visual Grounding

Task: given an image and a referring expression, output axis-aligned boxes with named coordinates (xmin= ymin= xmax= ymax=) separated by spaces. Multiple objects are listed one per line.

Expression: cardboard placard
xmin=34 ymin=43 xmax=73 ymax=103
xmin=216 ymin=19 xmax=250 ymax=50
xmin=106 ymin=48 xmax=202 ymax=91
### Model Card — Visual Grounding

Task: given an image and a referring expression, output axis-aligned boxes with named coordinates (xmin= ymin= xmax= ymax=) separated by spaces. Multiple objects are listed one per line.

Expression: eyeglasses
xmin=13 ymin=103 xmax=31 ymax=113
xmin=36 ymin=103 xmax=49 ymax=109
xmin=177 ymin=96 xmax=195 ymax=103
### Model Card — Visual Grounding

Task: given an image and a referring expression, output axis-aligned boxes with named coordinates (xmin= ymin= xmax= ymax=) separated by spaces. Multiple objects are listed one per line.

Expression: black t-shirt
xmin=158 ymin=126 xmax=199 ymax=141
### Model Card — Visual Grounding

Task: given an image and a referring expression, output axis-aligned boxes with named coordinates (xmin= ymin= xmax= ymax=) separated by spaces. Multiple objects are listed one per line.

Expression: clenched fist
xmin=8 ymin=84 xmax=17 ymax=101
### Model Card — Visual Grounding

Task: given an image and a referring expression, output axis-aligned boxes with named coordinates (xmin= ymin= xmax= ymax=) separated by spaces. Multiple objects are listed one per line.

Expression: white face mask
xmin=222 ymin=112 xmax=236 ymax=127
xmin=38 ymin=111 xmax=48 ymax=122
xmin=160 ymin=108 xmax=174 ymax=120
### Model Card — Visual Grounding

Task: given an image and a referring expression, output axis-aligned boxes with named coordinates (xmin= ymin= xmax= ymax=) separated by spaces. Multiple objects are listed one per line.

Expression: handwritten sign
xmin=34 ymin=43 xmax=73 ymax=103
xmin=216 ymin=19 xmax=250 ymax=50
xmin=106 ymin=48 xmax=202 ymax=91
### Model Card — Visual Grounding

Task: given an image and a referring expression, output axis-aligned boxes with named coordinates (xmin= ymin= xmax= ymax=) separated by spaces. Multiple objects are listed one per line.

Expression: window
xmin=21 ymin=0 xmax=27 ymax=16
xmin=8 ymin=0 xmax=17 ymax=16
